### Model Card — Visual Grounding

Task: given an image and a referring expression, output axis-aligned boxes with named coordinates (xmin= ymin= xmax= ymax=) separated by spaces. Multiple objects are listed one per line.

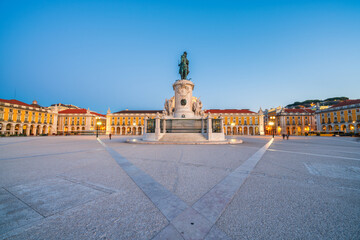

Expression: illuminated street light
xmin=96 ymin=120 xmax=102 ymax=138
xmin=269 ymin=121 xmax=275 ymax=138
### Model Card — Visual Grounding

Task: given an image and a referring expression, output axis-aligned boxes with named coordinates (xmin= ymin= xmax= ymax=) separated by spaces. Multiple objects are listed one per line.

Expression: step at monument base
xmin=159 ymin=133 xmax=207 ymax=142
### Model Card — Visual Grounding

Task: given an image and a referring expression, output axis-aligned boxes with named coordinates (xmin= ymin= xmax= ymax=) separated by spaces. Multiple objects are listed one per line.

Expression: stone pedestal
xmin=173 ymin=80 xmax=195 ymax=118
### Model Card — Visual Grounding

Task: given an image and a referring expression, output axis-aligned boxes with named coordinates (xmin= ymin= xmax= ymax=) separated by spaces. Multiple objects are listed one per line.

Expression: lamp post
xmin=96 ymin=120 xmax=102 ymax=138
xmin=269 ymin=121 xmax=274 ymax=138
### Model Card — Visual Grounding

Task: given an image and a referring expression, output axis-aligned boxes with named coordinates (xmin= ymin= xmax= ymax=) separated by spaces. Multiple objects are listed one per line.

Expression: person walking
xmin=286 ymin=133 xmax=289 ymax=140
xmin=109 ymin=133 xmax=112 ymax=140
xmin=282 ymin=134 xmax=285 ymax=139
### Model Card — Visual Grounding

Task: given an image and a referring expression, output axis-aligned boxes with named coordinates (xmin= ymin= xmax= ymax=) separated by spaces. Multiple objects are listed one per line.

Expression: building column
xmin=155 ymin=115 xmax=160 ymax=140
xmin=10 ymin=124 xmax=15 ymax=135
xmin=207 ymin=117 xmax=212 ymax=140
xmin=144 ymin=117 xmax=148 ymax=134
xmin=162 ymin=119 xmax=166 ymax=133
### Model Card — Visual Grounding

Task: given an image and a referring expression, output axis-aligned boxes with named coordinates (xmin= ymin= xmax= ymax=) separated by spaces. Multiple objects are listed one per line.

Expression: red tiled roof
xmin=114 ymin=110 xmax=162 ymax=114
xmin=284 ymin=108 xmax=314 ymax=114
xmin=205 ymin=109 xmax=255 ymax=114
xmin=58 ymin=108 xmax=105 ymax=117
xmin=0 ymin=99 xmax=33 ymax=107
xmin=329 ymin=99 xmax=360 ymax=108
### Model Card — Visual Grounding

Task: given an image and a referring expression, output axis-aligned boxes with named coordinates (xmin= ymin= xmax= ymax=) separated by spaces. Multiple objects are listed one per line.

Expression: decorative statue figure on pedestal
xmin=164 ymin=97 xmax=175 ymax=116
xmin=192 ymin=98 xmax=203 ymax=116
xmin=179 ymin=51 xmax=189 ymax=80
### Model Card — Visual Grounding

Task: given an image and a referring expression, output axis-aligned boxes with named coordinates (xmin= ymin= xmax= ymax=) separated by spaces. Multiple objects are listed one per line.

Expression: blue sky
xmin=0 ymin=0 xmax=359 ymax=113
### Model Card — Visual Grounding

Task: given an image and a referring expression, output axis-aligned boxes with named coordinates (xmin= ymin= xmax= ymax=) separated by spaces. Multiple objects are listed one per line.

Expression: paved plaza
xmin=0 ymin=135 xmax=359 ymax=239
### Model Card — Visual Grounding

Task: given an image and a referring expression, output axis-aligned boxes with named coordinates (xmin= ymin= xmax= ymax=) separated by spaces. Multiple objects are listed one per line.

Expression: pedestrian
xmin=286 ymin=133 xmax=289 ymax=140
xmin=282 ymin=134 xmax=285 ymax=139
xmin=109 ymin=133 xmax=112 ymax=140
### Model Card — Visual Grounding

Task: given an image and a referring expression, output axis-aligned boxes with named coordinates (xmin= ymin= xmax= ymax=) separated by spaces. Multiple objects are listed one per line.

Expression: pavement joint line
xmin=268 ymin=148 xmax=360 ymax=161
xmin=321 ymin=137 xmax=360 ymax=144
xmin=56 ymin=175 xmax=117 ymax=194
xmin=0 ymin=149 xmax=98 ymax=161
xmin=0 ymin=190 xmax=116 ymax=240
xmin=192 ymin=138 xmax=274 ymax=225
xmin=2 ymin=187 xmax=46 ymax=219
xmin=0 ymin=138 xmax=43 ymax=146
xmin=131 ymin=156 xmax=232 ymax=171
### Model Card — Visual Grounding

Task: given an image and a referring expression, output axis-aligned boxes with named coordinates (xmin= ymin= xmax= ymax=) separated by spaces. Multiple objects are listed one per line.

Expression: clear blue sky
xmin=0 ymin=0 xmax=359 ymax=114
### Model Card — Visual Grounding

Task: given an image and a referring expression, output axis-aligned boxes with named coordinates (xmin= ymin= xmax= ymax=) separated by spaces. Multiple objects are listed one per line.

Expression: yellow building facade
xmin=266 ymin=107 xmax=316 ymax=135
xmin=57 ymin=108 xmax=106 ymax=135
xmin=0 ymin=99 xmax=58 ymax=136
xmin=316 ymin=99 xmax=360 ymax=134
xmin=205 ymin=109 xmax=265 ymax=135
xmin=106 ymin=110 xmax=161 ymax=135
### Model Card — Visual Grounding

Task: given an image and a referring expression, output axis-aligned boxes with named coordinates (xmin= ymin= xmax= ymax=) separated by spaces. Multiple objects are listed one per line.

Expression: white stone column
xmin=207 ymin=117 xmax=212 ymax=140
xmin=259 ymin=115 xmax=265 ymax=135
xmin=162 ymin=118 xmax=166 ymax=133
xmin=144 ymin=117 xmax=148 ymax=134
xmin=155 ymin=115 xmax=160 ymax=139
xmin=106 ymin=115 xmax=111 ymax=135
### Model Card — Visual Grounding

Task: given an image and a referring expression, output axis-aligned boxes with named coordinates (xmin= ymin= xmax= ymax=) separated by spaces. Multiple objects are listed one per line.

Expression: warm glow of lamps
xmin=97 ymin=121 xmax=102 ymax=126
xmin=269 ymin=122 xmax=274 ymax=126
xmin=231 ymin=122 xmax=235 ymax=126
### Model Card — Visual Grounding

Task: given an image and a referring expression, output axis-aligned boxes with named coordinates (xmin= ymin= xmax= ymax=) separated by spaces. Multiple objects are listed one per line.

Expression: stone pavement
xmin=0 ymin=136 xmax=359 ymax=239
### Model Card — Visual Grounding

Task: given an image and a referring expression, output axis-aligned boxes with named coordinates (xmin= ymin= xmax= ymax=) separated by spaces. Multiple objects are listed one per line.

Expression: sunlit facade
xmin=106 ymin=110 xmax=161 ymax=135
xmin=205 ymin=109 xmax=265 ymax=135
xmin=316 ymin=99 xmax=360 ymax=134
xmin=57 ymin=109 xmax=106 ymax=135
xmin=0 ymin=99 xmax=58 ymax=136
xmin=266 ymin=107 xmax=316 ymax=135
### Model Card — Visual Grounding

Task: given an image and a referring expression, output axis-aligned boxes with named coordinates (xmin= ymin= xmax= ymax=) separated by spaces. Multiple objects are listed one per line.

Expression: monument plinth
xmin=173 ymin=80 xmax=195 ymax=118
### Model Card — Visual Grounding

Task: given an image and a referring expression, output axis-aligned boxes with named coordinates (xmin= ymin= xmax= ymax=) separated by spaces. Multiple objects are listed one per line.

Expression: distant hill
xmin=286 ymin=97 xmax=348 ymax=109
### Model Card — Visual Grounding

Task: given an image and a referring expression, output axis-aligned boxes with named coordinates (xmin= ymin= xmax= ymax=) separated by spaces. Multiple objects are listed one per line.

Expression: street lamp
xmin=96 ymin=120 xmax=102 ymax=138
xmin=269 ymin=121 xmax=274 ymax=138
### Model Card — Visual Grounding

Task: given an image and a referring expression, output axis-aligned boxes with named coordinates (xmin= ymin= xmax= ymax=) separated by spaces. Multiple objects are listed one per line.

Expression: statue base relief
xmin=173 ymin=80 xmax=195 ymax=118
